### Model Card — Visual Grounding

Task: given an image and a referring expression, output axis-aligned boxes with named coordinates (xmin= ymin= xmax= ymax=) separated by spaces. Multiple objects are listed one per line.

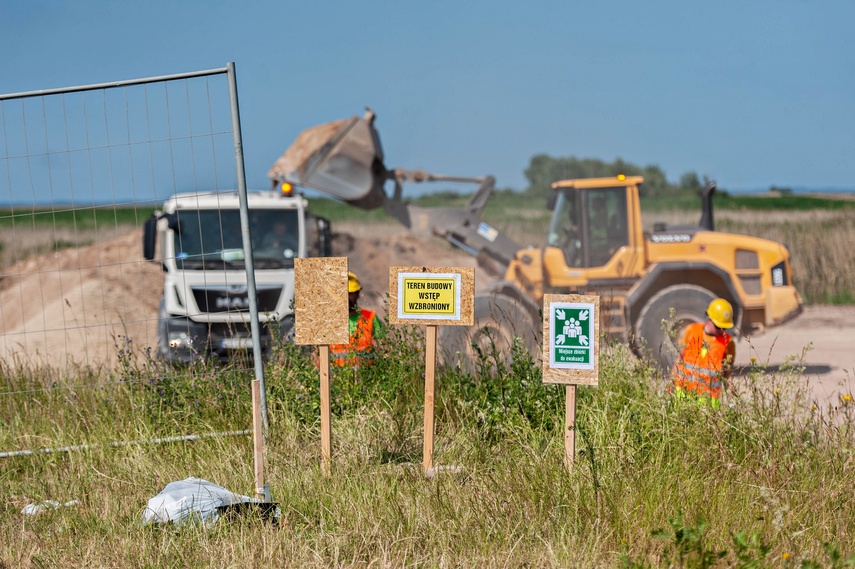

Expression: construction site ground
xmin=1 ymin=221 xmax=852 ymax=407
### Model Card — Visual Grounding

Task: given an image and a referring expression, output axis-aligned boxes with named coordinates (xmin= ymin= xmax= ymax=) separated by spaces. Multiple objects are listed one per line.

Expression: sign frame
xmin=541 ymin=293 xmax=600 ymax=468
xmin=294 ymin=257 xmax=350 ymax=346
xmin=542 ymin=293 xmax=600 ymax=386
xmin=388 ymin=266 xmax=474 ymax=326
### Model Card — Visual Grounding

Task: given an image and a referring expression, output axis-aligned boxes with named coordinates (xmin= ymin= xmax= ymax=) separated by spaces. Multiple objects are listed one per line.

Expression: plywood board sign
xmin=294 ymin=257 xmax=349 ymax=345
xmin=388 ymin=267 xmax=474 ymax=326
xmin=542 ymin=294 xmax=600 ymax=385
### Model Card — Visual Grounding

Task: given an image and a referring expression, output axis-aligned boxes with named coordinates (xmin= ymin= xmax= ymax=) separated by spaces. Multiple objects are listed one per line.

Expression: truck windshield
xmin=173 ymin=209 xmax=300 ymax=269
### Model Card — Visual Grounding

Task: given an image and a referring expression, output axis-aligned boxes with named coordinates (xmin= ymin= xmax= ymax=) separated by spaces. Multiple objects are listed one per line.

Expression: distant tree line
xmin=522 ymin=154 xmax=717 ymax=200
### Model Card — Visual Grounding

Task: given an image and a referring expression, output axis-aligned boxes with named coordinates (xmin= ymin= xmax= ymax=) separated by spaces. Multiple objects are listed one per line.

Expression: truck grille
xmin=192 ymin=285 xmax=282 ymax=313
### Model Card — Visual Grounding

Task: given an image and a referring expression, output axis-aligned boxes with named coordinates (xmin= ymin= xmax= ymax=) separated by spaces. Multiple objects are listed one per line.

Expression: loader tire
xmin=438 ymin=294 xmax=541 ymax=376
xmin=634 ymin=284 xmax=715 ymax=373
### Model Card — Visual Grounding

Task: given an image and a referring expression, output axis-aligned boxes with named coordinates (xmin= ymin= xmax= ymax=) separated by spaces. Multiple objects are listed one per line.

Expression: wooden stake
xmin=565 ymin=384 xmax=576 ymax=468
xmin=251 ymin=380 xmax=264 ymax=494
xmin=319 ymin=345 xmax=331 ymax=477
xmin=423 ymin=325 xmax=437 ymax=473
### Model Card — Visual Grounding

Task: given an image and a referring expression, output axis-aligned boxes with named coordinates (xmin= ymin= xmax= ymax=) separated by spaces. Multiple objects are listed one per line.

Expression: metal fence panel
xmin=0 ymin=64 xmax=262 ymax=455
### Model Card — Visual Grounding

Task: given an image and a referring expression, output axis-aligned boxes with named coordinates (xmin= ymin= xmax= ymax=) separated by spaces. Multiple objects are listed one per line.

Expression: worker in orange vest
xmin=329 ymin=272 xmax=383 ymax=366
xmin=671 ymin=298 xmax=737 ymax=409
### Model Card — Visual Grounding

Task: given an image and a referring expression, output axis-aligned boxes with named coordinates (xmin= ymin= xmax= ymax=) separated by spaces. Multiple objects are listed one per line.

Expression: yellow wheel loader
xmin=271 ymin=109 xmax=803 ymax=372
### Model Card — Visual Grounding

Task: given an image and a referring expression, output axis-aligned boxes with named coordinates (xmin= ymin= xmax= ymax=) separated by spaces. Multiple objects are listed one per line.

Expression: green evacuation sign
xmin=549 ymin=302 xmax=595 ymax=370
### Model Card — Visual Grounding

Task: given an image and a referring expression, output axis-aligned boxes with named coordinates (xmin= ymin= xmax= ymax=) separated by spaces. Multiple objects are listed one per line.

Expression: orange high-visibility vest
xmin=330 ymin=309 xmax=376 ymax=367
xmin=673 ymin=322 xmax=732 ymax=401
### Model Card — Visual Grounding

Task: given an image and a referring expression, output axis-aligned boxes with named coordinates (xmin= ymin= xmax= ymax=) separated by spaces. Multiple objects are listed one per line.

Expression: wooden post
xmin=423 ymin=325 xmax=437 ymax=473
xmin=251 ymin=379 xmax=265 ymax=494
xmin=565 ymin=384 xmax=576 ymax=468
xmin=388 ymin=267 xmax=474 ymax=476
xmin=294 ymin=257 xmax=349 ymax=479
xmin=319 ymin=345 xmax=331 ymax=477
xmin=541 ymin=295 xmax=599 ymax=471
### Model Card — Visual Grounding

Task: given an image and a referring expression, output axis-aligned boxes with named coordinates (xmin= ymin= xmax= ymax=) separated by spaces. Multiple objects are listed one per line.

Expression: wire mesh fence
xmin=0 ymin=65 xmax=262 ymax=455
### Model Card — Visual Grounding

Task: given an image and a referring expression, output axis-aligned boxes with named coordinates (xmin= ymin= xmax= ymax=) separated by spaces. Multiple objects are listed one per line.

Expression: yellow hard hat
xmin=347 ymin=272 xmax=362 ymax=293
xmin=707 ymin=298 xmax=734 ymax=329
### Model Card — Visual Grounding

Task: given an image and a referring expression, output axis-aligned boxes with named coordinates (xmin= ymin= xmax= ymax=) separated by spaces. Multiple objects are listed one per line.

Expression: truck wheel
xmin=634 ymin=284 xmax=715 ymax=373
xmin=438 ymin=294 xmax=541 ymax=375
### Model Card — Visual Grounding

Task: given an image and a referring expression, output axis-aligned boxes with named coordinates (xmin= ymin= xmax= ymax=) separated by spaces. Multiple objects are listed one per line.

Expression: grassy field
xmin=2 ymin=330 xmax=853 ymax=567
xmin=0 ymin=205 xmax=151 ymax=229
xmin=2 ymin=191 xmax=854 ymax=565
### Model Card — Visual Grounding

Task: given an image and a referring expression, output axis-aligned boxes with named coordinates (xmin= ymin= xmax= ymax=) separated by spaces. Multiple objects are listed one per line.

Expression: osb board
xmin=542 ymin=294 xmax=600 ymax=386
xmin=388 ymin=266 xmax=474 ymax=326
xmin=294 ymin=257 xmax=349 ymax=345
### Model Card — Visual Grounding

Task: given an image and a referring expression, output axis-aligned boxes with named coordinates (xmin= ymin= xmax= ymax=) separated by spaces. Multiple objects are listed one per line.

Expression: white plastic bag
xmin=21 ymin=500 xmax=79 ymax=515
xmin=142 ymin=477 xmax=262 ymax=527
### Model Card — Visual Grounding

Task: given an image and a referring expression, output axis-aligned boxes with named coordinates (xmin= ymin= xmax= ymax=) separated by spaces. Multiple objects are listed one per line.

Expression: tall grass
xmin=2 ymin=331 xmax=853 ymax=567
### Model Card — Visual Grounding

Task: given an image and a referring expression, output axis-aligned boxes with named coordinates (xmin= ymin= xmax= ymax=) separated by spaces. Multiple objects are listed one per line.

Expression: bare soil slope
xmin=0 ymin=230 xmax=163 ymax=368
xmin=2 ymin=223 xmax=852 ymax=405
xmin=733 ymin=305 xmax=855 ymax=405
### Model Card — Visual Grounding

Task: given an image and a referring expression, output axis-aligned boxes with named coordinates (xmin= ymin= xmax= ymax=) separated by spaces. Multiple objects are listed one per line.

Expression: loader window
xmin=547 ymin=187 xmax=629 ymax=268
xmin=587 ymin=189 xmax=628 ymax=266
xmin=547 ymin=191 xmax=583 ymax=267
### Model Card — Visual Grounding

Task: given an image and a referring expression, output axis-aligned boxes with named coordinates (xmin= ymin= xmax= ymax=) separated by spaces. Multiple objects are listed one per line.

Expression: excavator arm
xmin=269 ymin=108 xmax=522 ymax=276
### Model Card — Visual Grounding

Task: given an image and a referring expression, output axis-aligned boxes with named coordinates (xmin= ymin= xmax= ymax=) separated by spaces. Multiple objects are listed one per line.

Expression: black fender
xmin=626 ymin=262 xmax=742 ymax=329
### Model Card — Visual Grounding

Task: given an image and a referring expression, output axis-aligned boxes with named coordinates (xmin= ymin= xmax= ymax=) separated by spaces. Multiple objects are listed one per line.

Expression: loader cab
xmin=548 ymin=187 xmax=629 ymax=268
xmin=546 ymin=176 xmax=644 ymax=280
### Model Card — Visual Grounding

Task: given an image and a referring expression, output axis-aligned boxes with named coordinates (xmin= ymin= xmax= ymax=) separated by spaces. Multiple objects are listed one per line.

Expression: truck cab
xmin=143 ymin=185 xmax=331 ymax=363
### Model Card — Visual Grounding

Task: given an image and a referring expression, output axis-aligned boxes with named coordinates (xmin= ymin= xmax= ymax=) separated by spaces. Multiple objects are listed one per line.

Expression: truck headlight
xmin=168 ymin=331 xmax=196 ymax=349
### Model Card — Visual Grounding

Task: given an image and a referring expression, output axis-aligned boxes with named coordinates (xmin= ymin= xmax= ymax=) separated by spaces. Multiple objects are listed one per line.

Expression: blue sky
xmin=2 ymin=1 xmax=854 ymax=196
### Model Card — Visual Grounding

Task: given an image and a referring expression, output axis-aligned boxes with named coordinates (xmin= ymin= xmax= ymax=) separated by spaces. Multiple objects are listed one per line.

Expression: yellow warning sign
xmin=389 ymin=267 xmax=474 ymax=326
xmin=397 ymin=273 xmax=461 ymax=320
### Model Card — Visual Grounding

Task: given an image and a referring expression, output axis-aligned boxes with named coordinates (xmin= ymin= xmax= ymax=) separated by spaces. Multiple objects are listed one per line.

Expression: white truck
xmin=142 ymin=185 xmax=331 ymax=363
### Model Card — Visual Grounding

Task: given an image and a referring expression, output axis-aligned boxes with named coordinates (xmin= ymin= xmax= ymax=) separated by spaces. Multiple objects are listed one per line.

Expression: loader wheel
xmin=633 ymin=284 xmax=715 ymax=373
xmin=438 ymin=294 xmax=541 ymax=376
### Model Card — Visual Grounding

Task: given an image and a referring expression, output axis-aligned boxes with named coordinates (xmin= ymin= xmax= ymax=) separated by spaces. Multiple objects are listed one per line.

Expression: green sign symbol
xmin=551 ymin=303 xmax=594 ymax=368
xmin=554 ymin=308 xmax=590 ymax=347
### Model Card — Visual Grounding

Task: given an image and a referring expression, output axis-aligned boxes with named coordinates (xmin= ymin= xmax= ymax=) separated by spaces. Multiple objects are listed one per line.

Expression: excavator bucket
xmin=272 ymin=108 xmax=520 ymax=264
xmin=268 ymin=110 xmax=389 ymax=210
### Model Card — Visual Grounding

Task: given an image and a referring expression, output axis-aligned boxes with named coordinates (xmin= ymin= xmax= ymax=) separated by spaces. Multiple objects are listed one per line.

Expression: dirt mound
xmin=0 ymin=230 xmax=163 ymax=368
xmin=0 ymin=222 xmax=482 ymax=368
